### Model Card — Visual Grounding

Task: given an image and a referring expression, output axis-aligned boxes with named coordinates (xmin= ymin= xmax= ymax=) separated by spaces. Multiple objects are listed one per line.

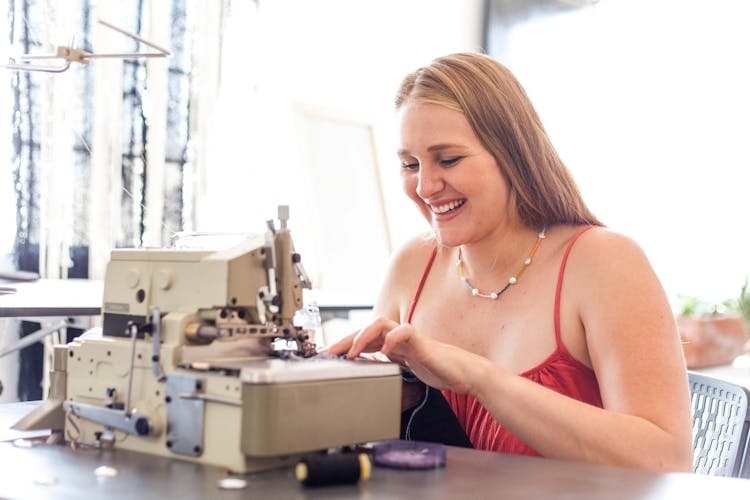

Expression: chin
xmin=430 ymin=228 xmax=462 ymax=248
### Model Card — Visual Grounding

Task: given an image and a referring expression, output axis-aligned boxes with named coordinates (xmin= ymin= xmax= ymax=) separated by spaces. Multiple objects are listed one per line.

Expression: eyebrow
xmin=397 ymin=143 xmax=465 ymax=156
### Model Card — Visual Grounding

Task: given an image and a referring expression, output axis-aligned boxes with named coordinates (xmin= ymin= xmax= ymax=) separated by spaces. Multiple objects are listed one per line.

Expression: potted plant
xmin=738 ymin=278 xmax=750 ymax=333
xmin=677 ymin=278 xmax=750 ymax=369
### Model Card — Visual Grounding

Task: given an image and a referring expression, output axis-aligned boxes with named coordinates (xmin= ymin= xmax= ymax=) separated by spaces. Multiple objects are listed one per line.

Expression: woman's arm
xmin=504 ymin=228 xmax=692 ymax=470
xmin=338 ymin=229 xmax=693 ymax=472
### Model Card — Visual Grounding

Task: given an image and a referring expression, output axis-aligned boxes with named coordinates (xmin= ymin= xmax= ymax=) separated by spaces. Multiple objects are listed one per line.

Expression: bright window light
xmin=497 ymin=0 xmax=750 ymax=305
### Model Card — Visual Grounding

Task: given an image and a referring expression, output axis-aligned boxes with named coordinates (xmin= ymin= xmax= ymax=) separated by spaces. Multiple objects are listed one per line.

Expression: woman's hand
xmin=324 ymin=316 xmax=402 ymax=360
xmin=324 ymin=316 xmax=490 ymax=396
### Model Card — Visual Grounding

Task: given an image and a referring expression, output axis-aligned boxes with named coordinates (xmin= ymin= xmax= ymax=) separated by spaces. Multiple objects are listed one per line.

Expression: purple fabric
xmin=371 ymin=440 xmax=447 ymax=469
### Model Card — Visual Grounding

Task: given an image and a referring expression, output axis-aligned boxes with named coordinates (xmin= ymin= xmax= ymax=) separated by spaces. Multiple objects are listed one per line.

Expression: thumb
xmin=381 ymin=324 xmax=416 ymax=357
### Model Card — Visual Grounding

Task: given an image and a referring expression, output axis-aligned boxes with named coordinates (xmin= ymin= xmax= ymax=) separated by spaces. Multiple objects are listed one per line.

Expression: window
xmin=486 ymin=0 xmax=750 ymax=303
xmin=1 ymin=0 xmax=203 ymax=401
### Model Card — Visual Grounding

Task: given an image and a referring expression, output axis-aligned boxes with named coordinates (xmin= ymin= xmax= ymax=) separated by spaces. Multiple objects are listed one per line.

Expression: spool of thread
xmin=295 ymin=453 xmax=371 ymax=487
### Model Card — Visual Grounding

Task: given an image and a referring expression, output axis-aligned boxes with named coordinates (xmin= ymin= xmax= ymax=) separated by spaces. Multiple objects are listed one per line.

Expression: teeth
xmin=432 ymin=199 xmax=465 ymax=214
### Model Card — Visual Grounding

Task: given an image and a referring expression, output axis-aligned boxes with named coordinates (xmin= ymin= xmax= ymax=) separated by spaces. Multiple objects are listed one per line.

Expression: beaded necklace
xmin=456 ymin=226 xmax=547 ymax=300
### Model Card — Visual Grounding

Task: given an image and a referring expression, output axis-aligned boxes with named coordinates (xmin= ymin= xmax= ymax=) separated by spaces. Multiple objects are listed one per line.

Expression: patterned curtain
xmin=9 ymin=0 xmax=43 ymax=277
xmin=4 ymin=0 xmax=204 ymax=401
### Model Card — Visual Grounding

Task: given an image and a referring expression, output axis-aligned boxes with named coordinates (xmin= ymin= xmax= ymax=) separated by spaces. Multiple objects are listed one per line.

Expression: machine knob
xmin=127 ymin=269 xmax=140 ymax=288
xmin=134 ymin=416 xmax=151 ymax=436
xmin=156 ymin=270 xmax=173 ymax=290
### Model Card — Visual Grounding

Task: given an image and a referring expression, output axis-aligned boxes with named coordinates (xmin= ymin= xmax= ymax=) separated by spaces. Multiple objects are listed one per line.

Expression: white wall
xmin=494 ymin=0 xmax=750 ymax=305
xmin=199 ymin=0 xmax=485 ymax=297
xmin=192 ymin=0 xmax=750 ymax=309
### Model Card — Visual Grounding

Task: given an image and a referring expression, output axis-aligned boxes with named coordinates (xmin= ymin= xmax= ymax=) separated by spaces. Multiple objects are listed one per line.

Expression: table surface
xmin=0 ymin=279 xmax=103 ymax=318
xmin=0 ymin=279 xmax=373 ymax=318
xmin=695 ymin=354 xmax=750 ymax=389
xmin=1 ymin=403 xmax=749 ymax=499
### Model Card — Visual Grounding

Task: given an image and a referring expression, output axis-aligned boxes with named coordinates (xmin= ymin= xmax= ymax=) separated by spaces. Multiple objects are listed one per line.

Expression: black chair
xmin=688 ymin=371 xmax=750 ymax=478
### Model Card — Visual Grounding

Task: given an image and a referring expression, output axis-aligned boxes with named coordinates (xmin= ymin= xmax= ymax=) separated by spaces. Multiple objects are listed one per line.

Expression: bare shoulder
xmin=560 ymin=226 xmax=673 ymax=340
xmin=563 ymin=226 xmax=653 ymax=282
xmin=383 ymin=233 xmax=438 ymax=293
xmin=372 ymin=232 xmax=437 ymax=319
xmin=390 ymin=232 xmax=437 ymax=270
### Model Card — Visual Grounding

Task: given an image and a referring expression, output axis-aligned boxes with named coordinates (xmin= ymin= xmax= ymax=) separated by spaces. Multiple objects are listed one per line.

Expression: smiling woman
xmin=397 ymin=103 xmax=522 ymax=249
xmin=326 ymin=52 xmax=693 ymax=472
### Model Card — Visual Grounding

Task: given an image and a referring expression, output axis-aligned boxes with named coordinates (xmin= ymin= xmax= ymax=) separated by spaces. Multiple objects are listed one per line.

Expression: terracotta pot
xmin=677 ymin=315 xmax=749 ymax=369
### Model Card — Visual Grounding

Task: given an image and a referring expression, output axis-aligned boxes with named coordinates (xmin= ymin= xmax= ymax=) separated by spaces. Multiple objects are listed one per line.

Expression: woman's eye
xmin=439 ymin=157 xmax=462 ymax=167
xmin=401 ymin=161 xmax=419 ymax=170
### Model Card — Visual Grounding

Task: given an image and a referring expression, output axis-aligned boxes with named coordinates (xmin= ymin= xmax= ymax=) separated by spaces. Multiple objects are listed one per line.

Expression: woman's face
xmin=397 ymin=102 xmax=513 ymax=247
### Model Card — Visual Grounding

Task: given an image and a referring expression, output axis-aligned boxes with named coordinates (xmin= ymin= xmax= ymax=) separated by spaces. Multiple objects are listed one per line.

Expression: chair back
xmin=689 ymin=371 xmax=750 ymax=478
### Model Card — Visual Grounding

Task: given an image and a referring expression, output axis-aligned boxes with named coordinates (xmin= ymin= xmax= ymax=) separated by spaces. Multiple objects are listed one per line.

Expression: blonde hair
xmin=395 ymin=52 xmax=602 ymax=228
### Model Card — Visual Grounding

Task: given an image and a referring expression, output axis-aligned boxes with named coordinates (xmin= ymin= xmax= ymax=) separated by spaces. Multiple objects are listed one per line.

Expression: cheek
xmin=401 ymin=174 xmax=419 ymax=199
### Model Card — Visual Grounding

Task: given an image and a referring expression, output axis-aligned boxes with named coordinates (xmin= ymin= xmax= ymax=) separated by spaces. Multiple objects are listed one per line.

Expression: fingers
xmin=347 ymin=316 xmax=400 ymax=359
xmin=321 ymin=333 xmax=355 ymax=355
xmin=326 ymin=318 xmax=422 ymax=367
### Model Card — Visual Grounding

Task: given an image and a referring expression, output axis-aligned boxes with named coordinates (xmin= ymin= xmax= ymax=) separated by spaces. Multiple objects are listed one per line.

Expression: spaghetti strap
xmin=554 ymin=226 xmax=594 ymax=349
xmin=406 ymin=245 xmax=438 ymax=324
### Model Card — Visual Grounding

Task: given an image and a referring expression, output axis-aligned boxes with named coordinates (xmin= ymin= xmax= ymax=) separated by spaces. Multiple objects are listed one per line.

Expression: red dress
xmin=406 ymin=226 xmax=602 ymax=456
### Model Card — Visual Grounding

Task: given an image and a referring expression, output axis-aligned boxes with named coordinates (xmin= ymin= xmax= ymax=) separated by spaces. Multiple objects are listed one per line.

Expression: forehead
xmin=398 ymin=102 xmax=478 ymax=153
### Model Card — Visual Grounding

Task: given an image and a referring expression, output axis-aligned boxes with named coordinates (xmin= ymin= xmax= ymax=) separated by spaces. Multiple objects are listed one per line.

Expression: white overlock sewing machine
xmin=15 ymin=206 xmax=401 ymax=472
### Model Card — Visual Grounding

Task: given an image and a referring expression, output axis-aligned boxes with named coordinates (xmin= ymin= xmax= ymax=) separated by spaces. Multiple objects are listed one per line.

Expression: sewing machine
xmin=15 ymin=206 xmax=401 ymax=472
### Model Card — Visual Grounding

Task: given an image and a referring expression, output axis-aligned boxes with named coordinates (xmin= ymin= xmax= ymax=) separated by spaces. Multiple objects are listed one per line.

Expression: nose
xmin=416 ymin=164 xmax=444 ymax=200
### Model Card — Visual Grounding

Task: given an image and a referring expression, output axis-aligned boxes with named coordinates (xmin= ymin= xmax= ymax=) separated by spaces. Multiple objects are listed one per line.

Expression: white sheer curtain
xmin=1 ymin=0 xmax=226 ymax=280
xmin=490 ymin=0 xmax=750 ymax=305
xmin=0 ymin=8 xmax=13 ymax=259
xmin=0 ymin=0 xmax=227 ymax=402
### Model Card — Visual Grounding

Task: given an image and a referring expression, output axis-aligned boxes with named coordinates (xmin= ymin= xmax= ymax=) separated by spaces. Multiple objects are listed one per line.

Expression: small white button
xmin=156 ymin=270 xmax=172 ymax=290
xmin=126 ymin=269 xmax=140 ymax=288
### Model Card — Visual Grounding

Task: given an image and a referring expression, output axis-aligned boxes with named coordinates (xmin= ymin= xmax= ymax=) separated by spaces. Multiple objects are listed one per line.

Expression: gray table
xmin=0 ymin=280 xmax=372 ymax=357
xmin=1 ymin=403 xmax=749 ymax=499
xmin=0 ymin=279 xmax=103 ymax=318
xmin=0 ymin=280 xmax=371 ymax=322
xmin=0 ymin=280 xmax=103 ymax=366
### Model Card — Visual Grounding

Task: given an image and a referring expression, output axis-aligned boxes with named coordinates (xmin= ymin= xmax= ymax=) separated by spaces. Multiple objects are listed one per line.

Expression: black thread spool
xmin=296 ymin=453 xmax=371 ymax=487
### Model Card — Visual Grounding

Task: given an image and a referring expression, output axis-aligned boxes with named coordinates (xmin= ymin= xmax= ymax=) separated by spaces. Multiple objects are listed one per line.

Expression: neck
xmin=457 ymin=222 xmax=543 ymax=288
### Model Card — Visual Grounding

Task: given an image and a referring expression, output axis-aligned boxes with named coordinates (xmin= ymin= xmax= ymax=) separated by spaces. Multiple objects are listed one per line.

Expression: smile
xmin=430 ymin=199 xmax=466 ymax=214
